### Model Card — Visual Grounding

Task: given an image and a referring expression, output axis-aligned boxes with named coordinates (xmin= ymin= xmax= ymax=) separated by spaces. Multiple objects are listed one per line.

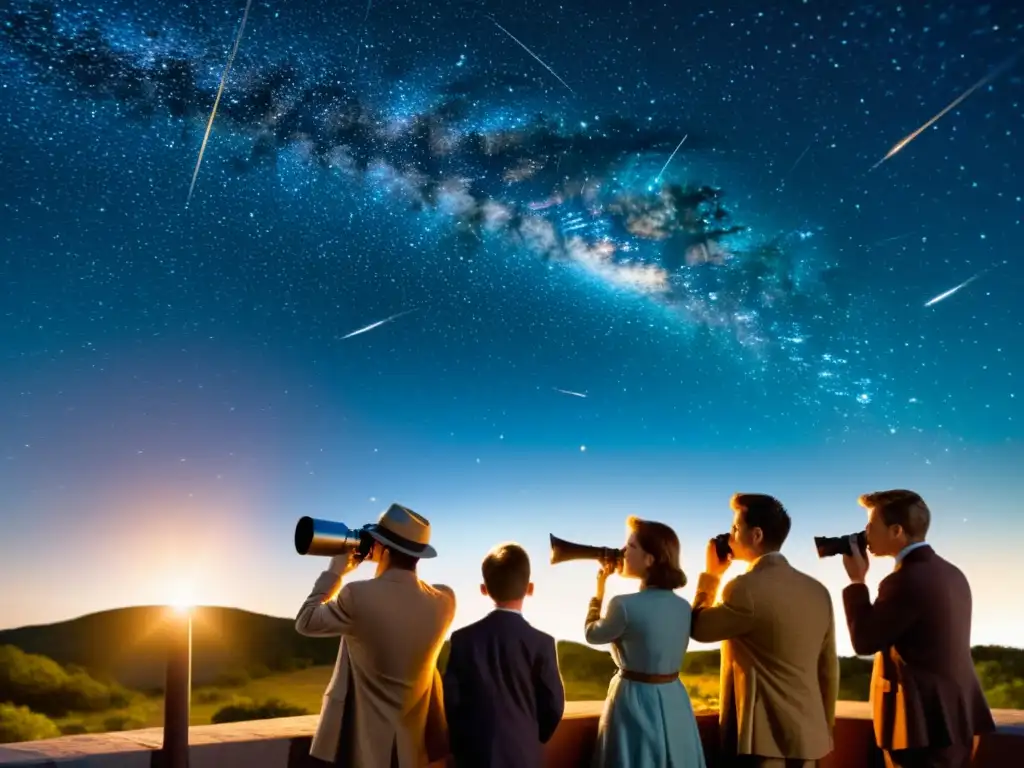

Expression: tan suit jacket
xmin=691 ymin=553 xmax=839 ymax=761
xmin=296 ymin=569 xmax=456 ymax=767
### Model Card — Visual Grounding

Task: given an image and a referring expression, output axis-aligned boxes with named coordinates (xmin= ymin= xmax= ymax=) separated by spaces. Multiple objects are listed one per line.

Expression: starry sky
xmin=1 ymin=0 xmax=1022 ymax=656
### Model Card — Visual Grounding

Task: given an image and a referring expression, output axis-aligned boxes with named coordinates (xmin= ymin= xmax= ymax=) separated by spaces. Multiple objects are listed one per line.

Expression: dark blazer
xmin=842 ymin=544 xmax=995 ymax=753
xmin=443 ymin=609 xmax=566 ymax=768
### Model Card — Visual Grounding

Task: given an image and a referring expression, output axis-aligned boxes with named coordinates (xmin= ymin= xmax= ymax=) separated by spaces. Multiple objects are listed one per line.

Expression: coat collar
xmin=746 ymin=551 xmax=788 ymax=574
xmin=377 ymin=568 xmax=420 ymax=584
xmin=894 ymin=543 xmax=933 ymax=571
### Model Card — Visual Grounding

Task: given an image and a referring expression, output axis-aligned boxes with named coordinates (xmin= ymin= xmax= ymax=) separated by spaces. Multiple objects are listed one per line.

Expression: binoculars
xmin=295 ymin=516 xmax=375 ymax=560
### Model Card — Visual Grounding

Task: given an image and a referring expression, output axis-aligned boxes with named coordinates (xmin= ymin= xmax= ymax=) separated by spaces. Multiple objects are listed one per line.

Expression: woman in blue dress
xmin=584 ymin=516 xmax=707 ymax=768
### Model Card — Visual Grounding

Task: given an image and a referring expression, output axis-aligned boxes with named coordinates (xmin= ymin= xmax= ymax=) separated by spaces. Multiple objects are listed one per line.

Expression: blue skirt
xmin=591 ymin=676 xmax=707 ymax=768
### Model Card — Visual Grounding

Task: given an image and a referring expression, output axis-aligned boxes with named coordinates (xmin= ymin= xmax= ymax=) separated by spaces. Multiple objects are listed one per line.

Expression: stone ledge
xmin=0 ymin=702 xmax=1020 ymax=767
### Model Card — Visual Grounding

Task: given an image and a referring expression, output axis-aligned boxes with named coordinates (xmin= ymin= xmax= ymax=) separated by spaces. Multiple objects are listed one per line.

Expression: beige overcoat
xmin=296 ymin=569 xmax=456 ymax=767
xmin=691 ymin=553 xmax=839 ymax=760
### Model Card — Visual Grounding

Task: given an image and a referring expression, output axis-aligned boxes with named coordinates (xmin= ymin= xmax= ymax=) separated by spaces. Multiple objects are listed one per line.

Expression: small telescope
xmin=549 ymin=534 xmax=624 ymax=569
xmin=814 ymin=530 xmax=867 ymax=559
xmin=295 ymin=516 xmax=374 ymax=559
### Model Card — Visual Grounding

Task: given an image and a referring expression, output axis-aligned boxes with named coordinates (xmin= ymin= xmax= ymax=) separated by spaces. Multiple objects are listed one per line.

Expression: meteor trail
xmin=489 ymin=18 xmax=575 ymax=96
xmin=340 ymin=309 xmax=417 ymax=339
xmin=653 ymin=135 xmax=688 ymax=185
xmin=553 ymin=388 xmax=587 ymax=399
xmin=923 ymin=272 xmax=984 ymax=308
xmin=870 ymin=54 xmax=1019 ymax=171
xmin=186 ymin=0 xmax=254 ymax=206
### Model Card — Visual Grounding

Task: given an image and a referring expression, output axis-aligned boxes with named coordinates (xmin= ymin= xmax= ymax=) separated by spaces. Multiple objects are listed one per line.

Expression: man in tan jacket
xmin=691 ymin=493 xmax=839 ymax=768
xmin=296 ymin=503 xmax=456 ymax=768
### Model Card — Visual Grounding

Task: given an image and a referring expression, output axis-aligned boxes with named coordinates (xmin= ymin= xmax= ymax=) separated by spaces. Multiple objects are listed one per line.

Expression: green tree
xmin=0 ymin=703 xmax=61 ymax=744
xmin=0 ymin=644 xmax=130 ymax=716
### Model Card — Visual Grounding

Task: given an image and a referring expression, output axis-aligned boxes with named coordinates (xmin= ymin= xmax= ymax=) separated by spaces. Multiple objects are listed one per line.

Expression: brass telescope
xmin=549 ymin=534 xmax=624 ymax=569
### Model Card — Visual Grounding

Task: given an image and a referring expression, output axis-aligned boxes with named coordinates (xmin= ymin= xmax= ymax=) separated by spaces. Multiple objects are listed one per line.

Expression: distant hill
xmin=0 ymin=607 xmax=343 ymax=689
xmin=2 ymin=607 xmax=1019 ymax=700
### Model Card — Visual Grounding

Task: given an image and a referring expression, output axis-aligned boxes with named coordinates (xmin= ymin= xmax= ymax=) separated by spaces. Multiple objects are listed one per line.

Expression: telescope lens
xmin=295 ymin=516 xmax=315 ymax=555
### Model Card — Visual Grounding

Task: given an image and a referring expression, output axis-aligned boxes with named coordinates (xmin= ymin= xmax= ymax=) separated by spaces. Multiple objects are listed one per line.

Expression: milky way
xmin=3 ymin=1 xmax=898 ymax=420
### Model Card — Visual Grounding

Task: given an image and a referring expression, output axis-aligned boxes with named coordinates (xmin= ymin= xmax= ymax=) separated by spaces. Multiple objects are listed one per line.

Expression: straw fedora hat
xmin=366 ymin=503 xmax=437 ymax=559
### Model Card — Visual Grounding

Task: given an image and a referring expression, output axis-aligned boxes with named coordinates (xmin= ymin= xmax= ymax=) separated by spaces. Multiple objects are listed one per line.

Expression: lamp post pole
xmin=162 ymin=607 xmax=192 ymax=768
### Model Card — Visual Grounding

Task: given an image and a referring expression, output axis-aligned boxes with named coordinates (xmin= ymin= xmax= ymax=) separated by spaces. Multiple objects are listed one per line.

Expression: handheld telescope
xmin=712 ymin=532 xmax=732 ymax=561
xmin=549 ymin=534 xmax=624 ymax=569
xmin=295 ymin=516 xmax=374 ymax=559
xmin=814 ymin=530 xmax=867 ymax=559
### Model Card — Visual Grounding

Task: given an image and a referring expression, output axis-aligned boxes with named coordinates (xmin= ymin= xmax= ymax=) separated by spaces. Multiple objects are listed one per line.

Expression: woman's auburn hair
xmin=627 ymin=515 xmax=687 ymax=590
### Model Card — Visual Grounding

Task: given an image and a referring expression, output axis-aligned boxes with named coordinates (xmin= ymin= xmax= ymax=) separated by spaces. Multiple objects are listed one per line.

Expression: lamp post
xmin=162 ymin=605 xmax=192 ymax=768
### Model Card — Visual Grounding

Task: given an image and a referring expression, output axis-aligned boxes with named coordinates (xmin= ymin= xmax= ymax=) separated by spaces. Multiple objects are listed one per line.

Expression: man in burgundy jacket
xmin=840 ymin=489 xmax=994 ymax=768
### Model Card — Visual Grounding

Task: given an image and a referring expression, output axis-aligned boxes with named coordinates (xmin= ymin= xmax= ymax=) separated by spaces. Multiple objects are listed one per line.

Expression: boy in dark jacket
xmin=443 ymin=542 xmax=566 ymax=768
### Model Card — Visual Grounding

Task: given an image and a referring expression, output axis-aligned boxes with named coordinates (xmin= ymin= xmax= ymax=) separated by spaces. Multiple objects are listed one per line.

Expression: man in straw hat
xmin=296 ymin=503 xmax=456 ymax=767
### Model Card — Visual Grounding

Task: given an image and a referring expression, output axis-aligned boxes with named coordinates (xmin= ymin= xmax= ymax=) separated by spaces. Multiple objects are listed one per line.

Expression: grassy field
xmin=53 ymin=666 xmax=721 ymax=734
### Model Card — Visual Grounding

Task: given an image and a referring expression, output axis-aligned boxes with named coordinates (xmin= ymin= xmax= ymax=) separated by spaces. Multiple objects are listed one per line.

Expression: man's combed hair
xmin=481 ymin=542 xmax=531 ymax=602
xmin=627 ymin=516 xmax=687 ymax=590
xmin=730 ymin=493 xmax=791 ymax=552
xmin=858 ymin=489 xmax=931 ymax=540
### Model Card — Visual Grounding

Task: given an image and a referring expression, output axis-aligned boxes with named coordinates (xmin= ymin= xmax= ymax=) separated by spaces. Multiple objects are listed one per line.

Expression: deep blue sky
xmin=1 ymin=0 xmax=1022 ymax=655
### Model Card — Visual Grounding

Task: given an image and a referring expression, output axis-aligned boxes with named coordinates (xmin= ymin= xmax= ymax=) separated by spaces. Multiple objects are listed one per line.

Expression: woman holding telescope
xmin=583 ymin=516 xmax=706 ymax=768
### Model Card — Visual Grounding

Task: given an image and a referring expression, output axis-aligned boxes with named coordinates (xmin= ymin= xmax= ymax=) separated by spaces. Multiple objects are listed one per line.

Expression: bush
xmin=0 ymin=645 xmax=127 ymax=717
xmin=278 ymin=657 xmax=312 ymax=672
xmin=211 ymin=697 xmax=308 ymax=724
xmin=212 ymin=669 xmax=250 ymax=688
xmin=0 ymin=703 xmax=61 ymax=744
xmin=986 ymin=680 xmax=1024 ymax=709
xmin=59 ymin=722 xmax=88 ymax=735
xmin=103 ymin=713 xmax=145 ymax=732
xmin=192 ymin=688 xmax=227 ymax=704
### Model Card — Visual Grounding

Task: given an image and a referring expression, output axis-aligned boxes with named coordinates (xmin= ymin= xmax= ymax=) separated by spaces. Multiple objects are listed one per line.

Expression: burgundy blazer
xmin=842 ymin=545 xmax=995 ymax=751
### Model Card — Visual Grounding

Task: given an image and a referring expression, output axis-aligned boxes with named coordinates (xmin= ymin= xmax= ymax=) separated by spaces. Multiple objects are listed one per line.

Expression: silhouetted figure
xmin=295 ymin=504 xmax=455 ymax=768
xmin=585 ymin=516 xmax=707 ymax=768
xmin=840 ymin=490 xmax=995 ymax=768
xmin=443 ymin=542 xmax=565 ymax=768
xmin=691 ymin=493 xmax=838 ymax=768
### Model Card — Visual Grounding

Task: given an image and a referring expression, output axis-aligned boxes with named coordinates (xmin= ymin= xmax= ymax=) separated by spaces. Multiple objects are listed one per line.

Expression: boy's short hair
xmin=481 ymin=542 xmax=531 ymax=602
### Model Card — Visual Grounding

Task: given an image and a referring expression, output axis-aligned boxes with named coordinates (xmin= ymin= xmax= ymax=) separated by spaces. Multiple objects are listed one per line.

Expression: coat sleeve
xmin=818 ymin=597 xmax=840 ymax=730
xmin=842 ymin=572 xmax=919 ymax=655
xmin=585 ymin=595 xmax=628 ymax=645
xmin=690 ymin=573 xmax=757 ymax=642
xmin=534 ymin=634 xmax=566 ymax=744
xmin=295 ymin=571 xmax=356 ymax=637
xmin=442 ymin=631 xmax=465 ymax=754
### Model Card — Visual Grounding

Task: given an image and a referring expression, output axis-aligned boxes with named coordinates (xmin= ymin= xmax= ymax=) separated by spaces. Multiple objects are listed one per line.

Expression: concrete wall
xmin=0 ymin=702 xmax=1021 ymax=767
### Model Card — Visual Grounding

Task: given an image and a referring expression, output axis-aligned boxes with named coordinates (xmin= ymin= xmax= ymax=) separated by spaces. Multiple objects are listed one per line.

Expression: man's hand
xmin=842 ymin=534 xmax=869 ymax=584
xmin=328 ymin=551 xmax=361 ymax=577
xmin=705 ymin=537 xmax=732 ymax=577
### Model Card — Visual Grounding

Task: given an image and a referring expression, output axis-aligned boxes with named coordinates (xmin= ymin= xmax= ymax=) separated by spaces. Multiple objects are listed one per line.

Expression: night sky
xmin=2 ymin=0 xmax=1022 ymax=655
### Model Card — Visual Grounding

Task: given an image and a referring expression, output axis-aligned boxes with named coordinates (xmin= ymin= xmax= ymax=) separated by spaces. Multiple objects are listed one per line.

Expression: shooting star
xmin=340 ymin=309 xmax=417 ymax=339
xmin=923 ymin=272 xmax=985 ymax=308
xmin=553 ymin=388 xmax=587 ymax=399
xmin=653 ymin=135 xmax=688 ymax=186
xmin=186 ymin=0 xmax=254 ymax=207
xmin=489 ymin=18 xmax=575 ymax=96
xmin=870 ymin=54 xmax=1019 ymax=172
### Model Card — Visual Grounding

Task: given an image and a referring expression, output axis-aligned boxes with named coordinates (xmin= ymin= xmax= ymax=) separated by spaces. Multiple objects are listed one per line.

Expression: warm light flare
xmin=167 ymin=580 xmax=196 ymax=614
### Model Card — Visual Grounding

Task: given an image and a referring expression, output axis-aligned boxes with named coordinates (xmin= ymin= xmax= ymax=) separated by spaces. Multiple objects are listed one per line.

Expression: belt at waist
xmin=618 ymin=669 xmax=679 ymax=684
